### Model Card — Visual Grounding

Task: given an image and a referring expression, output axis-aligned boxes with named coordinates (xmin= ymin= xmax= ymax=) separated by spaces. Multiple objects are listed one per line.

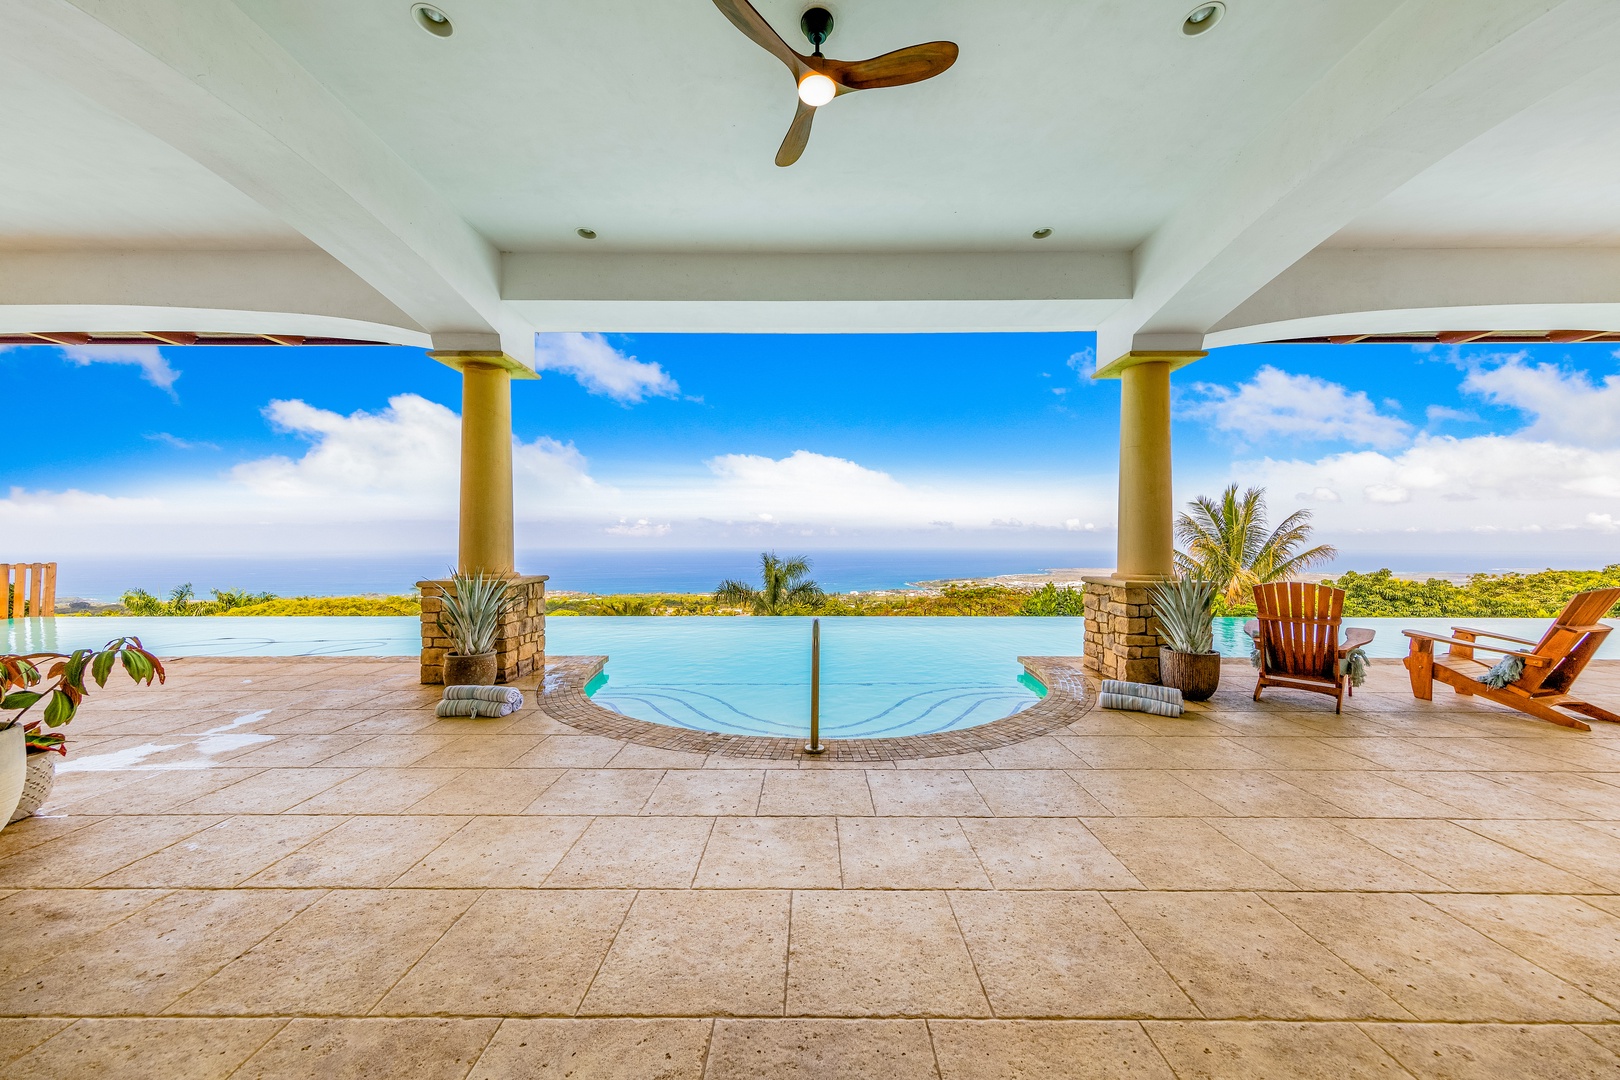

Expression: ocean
xmin=51 ymin=548 xmax=1114 ymax=602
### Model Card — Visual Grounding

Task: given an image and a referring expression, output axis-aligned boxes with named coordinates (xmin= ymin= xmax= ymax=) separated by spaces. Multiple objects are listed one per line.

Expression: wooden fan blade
xmin=775 ymin=100 xmax=816 ymax=167
xmin=821 ymin=41 xmax=959 ymax=90
xmin=711 ymin=0 xmax=806 ymax=73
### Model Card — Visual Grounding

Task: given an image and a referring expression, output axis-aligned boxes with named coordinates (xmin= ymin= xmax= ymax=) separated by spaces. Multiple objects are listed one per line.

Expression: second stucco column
xmin=1084 ymin=349 xmax=1204 ymax=682
xmin=1116 ymin=359 xmax=1176 ymax=579
xmin=456 ymin=359 xmax=515 ymax=576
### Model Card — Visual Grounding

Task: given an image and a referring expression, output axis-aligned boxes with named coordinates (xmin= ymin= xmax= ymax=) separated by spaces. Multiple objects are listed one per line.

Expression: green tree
xmin=715 ymin=553 xmax=825 ymax=615
xmin=1175 ymin=484 xmax=1337 ymax=605
xmin=1018 ymin=583 xmax=1085 ymax=616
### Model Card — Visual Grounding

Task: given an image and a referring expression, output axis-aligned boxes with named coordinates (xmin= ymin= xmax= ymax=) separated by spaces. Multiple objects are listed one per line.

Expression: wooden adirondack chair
xmin=1402 ymin=587 xmax=1620 ymax=731
xmin=1246 ymin=583 xmax=1375 ymax=713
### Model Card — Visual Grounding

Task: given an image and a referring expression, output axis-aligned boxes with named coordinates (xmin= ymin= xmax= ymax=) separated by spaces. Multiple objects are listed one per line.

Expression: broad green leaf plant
xmin=1 ymin=638 xmax=165 ymax=755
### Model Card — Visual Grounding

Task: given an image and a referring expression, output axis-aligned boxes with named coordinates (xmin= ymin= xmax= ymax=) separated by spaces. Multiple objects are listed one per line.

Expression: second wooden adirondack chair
xmin=1402 ymin=587 xmax=1620 ymax=731
xmin=1245 ymin=583 xmax=1375 ymax=713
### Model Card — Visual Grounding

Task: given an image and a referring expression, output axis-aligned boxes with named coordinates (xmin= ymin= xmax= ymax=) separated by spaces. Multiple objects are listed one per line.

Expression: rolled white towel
xmin=1099 ymin=691 xmax=1184 ymax=717
xmin=436 ymin=697 xmax=519 ymax=718
xmin=1099 ymin=680 xmax=1184 ymax=708
xmin=438 ymin=684 xmax=524 ymax=718
xmin=443 ymin=684 xmax=524 ymax=706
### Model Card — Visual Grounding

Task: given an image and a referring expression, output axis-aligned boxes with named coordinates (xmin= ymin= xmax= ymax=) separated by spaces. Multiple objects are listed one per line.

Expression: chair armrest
xmin=1401 ymin=630 xmax=1551 ymax=663
xmin=1449 ymin=625 xmax=1539 ymax=647
xmin=1341 ymin=627 xmax=1375 ymax=650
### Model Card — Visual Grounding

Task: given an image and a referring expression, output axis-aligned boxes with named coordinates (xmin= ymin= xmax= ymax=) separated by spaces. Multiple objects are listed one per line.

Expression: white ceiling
xmin=6 ymin=0 xmax=1620 ymax=349
xmin=0 ymin=61 xmax=305 ymax=251
xmin=229 ymin=0 xmax=1402 ymax=253
xmin=1332 ymin=60 xmax=1620 ymax=249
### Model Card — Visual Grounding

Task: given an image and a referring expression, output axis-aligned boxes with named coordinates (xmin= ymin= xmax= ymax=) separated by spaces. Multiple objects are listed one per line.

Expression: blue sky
xmin=4 ymin=333 xmax=1618 ymax=571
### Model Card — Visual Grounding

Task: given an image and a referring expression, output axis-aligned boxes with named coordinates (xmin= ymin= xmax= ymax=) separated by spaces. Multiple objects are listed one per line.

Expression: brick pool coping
xmin=539 ymin=653 xmax=1097 ymax=761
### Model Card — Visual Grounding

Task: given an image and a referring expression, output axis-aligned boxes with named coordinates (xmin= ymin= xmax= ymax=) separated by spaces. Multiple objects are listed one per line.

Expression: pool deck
xmin=2 ymin=656 xmax=1620 ymax=1077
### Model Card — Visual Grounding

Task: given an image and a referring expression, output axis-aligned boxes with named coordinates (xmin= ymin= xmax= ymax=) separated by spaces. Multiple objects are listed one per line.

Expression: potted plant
xmin=1148 ymin=576 xmax=1221 ymax=701
xmin=2 ymin=637 xmax=165 ymax=826
xmin=437 ymin=571 xmax=514 ymax=686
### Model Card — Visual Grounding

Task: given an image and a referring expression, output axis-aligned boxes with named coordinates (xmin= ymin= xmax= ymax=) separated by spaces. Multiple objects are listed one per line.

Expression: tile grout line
xmin=941 ymin=887 xmax=996 ymax=1019
xmin=219 ymin=1016 xmax=297 ymax=1080
xmin=573 ymin=889 xmax=640 ymax=1014
xmin=1096 ymin=890 xmax=1209 ymax=1021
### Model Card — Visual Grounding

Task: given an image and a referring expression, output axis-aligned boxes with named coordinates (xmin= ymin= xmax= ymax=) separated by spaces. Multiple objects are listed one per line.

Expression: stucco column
xmin=1116 ymin=361 xmax=1175 ymax=579
xmin=1082 ymin=350 xmax=1204 ymax=683
xmin=1093 ymin=350 xmax=1205 ymax=579
xmin=457 ymin=360 xmax=515 ymax=575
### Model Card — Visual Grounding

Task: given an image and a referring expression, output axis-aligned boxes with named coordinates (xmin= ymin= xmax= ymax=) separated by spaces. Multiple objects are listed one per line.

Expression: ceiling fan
xmin=711 ymin=1 xmax=959 ymax=166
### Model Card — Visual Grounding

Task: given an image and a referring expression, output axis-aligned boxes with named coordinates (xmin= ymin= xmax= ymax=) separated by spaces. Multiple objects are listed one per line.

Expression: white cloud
xmin=1461 ymin=354 xmax=1620 ymax=448
xmin=145 ymin=432 xmax=219 ymax=451
xmin=532 ymin=332 xmax=679 ymax=403
xmin=234 ymin=394 xmax=596 ymax=515
xmin=1425 ymin=404 xmax=1478 ymax=426
xmin=605 ymin=519 xmax=672 ymax=537
xmin=1241 ymin=433 xmax=1620 ymax=543
xmin=1181 ymin=365 xmax=1411 ymax=449
xmin=1066 ymin=346 xmax=1096 ymax=379
xmin=3 ymin=396 xmax=1117 ymax=556
xmin=0 ymin=343 xmax=181 ymax=398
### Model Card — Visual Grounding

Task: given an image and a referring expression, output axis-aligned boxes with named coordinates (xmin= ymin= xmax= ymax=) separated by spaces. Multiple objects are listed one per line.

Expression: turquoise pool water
xmin=6 ymin=614 xmax=1615 ymax=738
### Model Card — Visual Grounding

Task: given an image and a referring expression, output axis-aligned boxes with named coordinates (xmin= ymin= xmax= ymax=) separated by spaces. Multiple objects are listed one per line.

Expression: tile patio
xmin=1 ymin=656 xmax=1619 ymax=1077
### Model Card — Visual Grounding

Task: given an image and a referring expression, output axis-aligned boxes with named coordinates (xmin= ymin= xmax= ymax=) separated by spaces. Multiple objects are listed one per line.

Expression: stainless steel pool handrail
xmin=805 ymin=617 xmax=825 ymax=754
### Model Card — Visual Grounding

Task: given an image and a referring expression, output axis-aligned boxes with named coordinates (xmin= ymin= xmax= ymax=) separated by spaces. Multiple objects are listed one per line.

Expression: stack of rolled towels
xmin=1098 ymin=679 xmax=1185 ymax=718
xmin=437 ymin=684 xmax=525 ymax=718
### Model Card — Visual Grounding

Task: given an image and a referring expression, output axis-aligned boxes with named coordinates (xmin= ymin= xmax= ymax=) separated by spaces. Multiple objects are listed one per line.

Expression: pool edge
xmin=539 ymin=654 xmax=1096 ymax=761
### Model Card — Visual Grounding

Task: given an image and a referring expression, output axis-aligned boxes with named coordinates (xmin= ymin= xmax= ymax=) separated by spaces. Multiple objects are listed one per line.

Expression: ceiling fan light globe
xmin=797 ymin=72 xmax=837 ymax=107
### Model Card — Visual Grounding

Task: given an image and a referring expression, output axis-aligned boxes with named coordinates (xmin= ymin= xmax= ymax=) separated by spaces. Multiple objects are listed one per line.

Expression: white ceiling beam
xmin=6 ymin=0 xmax=532 ymax=363
xmin=1096 ymin=0 xmax=1620 ymax=363
xmin=502 ymin=251 xmax=1130 ymax=332
xmin=1207 ymin=247 xmax=1620 ymax=345
xmin=0 ymin=250 xmax=430 ymax=346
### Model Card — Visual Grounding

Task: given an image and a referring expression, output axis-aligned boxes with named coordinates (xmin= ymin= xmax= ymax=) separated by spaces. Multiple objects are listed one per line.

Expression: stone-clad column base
xmin=1082 ymin=575 xmax=1167 ymax=684
xmin=418 ymin=574 xmax=548 ymax=685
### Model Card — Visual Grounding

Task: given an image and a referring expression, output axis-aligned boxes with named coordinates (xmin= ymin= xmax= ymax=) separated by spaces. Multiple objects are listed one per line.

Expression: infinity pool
xmin=6 ymin=614 xmax=1615 ymax=739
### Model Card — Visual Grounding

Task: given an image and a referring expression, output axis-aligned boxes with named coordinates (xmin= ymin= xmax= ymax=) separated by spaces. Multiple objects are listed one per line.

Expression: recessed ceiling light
xmin=576 ymin=228 xmax=598 ymax=240
xmin=1032 ymin=228 xmax=1053 ymax=240
xmin=1182 ymin=3 xmax=1224 ymax=36
xmin=412 ymin=4 xmax=453 ymax=37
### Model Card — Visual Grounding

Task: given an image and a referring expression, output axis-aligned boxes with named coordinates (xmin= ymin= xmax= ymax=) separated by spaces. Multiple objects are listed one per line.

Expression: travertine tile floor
xmin=2 ymin=657 xmax=1620 ymax=1077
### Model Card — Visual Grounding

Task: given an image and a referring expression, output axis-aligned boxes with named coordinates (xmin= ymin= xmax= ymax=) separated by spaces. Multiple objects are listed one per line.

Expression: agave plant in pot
xmin=1148 ymin=576 xmax=1221 ymax=702
xmin=2 ymin=638 xmax=165 ymax=826
xmin=437 ymin=571 xmax=515 ymax=686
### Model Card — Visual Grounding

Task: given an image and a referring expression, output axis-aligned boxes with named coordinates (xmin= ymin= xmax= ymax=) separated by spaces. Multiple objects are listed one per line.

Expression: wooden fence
xmin=5 ymin=562 xmax=56 ymax=618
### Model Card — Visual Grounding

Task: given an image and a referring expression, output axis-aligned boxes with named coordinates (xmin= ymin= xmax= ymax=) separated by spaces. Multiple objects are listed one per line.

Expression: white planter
xmin=11 ymin=752 xmax=56 ymax=823
xmin=0 ymin=725 xmax=24 ymax=831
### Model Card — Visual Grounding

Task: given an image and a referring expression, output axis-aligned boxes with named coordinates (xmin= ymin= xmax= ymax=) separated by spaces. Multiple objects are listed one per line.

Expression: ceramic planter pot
xmin=443 ymin=651 xmax=498 ymax=687
xmin=0 ymin=725 xmax=24 ymax=830
xmin=11 ymin=751 xmax=57 ymax=823
xmin=1159 ymin=647 xmax=1222 ymax=702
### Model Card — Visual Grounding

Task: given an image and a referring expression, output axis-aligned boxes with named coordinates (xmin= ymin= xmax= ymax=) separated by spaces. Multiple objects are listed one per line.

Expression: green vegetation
xmin=550 ymin=583 xmax=1084 ymax=617
xmin=715 ymin=553 xmax=827 ymax=615
xmin=1176 ymin=484 xmax=1336 ymax=604
xmin=548 ymin=593 xmax=719 ymax=616
xmin=121 ymin=584 xmax=275 ymax=616
xmin=226 ymin=596 xmax=420 ymax=617
xmin=1323 ymin=566 xmax=1620 ymax=618
xmin=98 ymin=585 xmax=419 ymax=617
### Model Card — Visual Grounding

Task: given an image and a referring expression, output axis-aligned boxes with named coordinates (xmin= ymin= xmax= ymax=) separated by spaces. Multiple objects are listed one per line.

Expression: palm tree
xmin=715 ymin=552 xmax=825 ymax=615
xmin=1175 ymin=485 xmax=1337 ymax=605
